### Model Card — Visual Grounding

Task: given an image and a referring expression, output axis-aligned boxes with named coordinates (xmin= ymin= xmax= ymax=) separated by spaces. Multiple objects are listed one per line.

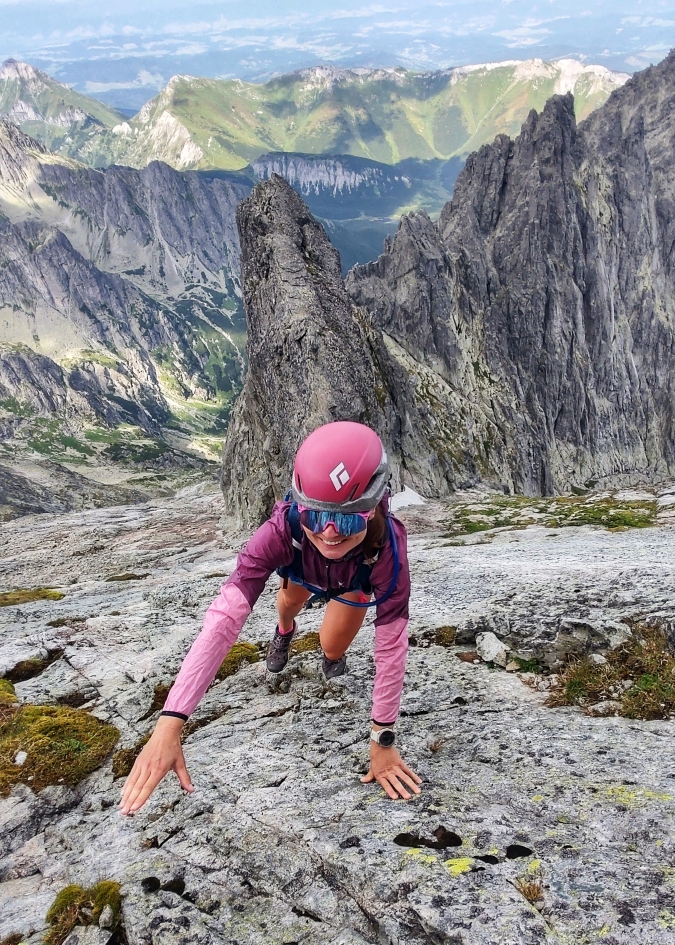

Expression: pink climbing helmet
xmin=292 ymin=421 xmax=389 ymax=513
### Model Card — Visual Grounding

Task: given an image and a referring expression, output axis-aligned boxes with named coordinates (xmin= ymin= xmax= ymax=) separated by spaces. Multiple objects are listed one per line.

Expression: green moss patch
xmin=111 ymin=733 xmax=150 ymax=779
xmin=547 ymin=624 xmax=675 ymax=720
xmin=215 ymin=642 xmax=260 ymax=680
xmin=0 ymin=704 xmax=119 ymax=796
xmin=435 ymin=626 xmax=457 ymax=647
xmin=442 ymin=493 xmax=657 ymax=538
xmin=0 ymin=680 xmax=17 ymax=706
xmin=291 ymin=631 xmax=322 ymax=654
xmin=45 ymin=880 xmax=123 ymax=945
xmin=0 ymin=588 xmax=65 ymax=607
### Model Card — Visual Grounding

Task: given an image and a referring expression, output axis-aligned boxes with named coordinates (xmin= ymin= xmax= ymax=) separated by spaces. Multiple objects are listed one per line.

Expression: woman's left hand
xmin=361 ymin=744 xmax=422 ymax=800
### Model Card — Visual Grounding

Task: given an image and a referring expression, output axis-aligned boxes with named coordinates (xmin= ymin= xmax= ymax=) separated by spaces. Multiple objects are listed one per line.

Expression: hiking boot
xmin=322 ymin=653 xmax=347 ymax=679
xmin=266 ymin=622 xmax=296 ymax=673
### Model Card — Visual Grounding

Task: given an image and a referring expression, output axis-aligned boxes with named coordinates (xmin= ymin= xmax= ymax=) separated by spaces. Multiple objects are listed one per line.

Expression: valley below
xmin=1 ymin=486 xmax=675 ymax=943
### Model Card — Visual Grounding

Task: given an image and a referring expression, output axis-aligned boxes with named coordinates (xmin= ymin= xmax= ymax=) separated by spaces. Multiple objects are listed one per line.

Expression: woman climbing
xmin=120 ymin=421 xmax=421 ymax=814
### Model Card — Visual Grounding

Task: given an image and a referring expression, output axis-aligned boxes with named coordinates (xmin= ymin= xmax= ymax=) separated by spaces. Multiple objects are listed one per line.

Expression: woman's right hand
xmin=119 ymin=715 xmax=194 ymax=815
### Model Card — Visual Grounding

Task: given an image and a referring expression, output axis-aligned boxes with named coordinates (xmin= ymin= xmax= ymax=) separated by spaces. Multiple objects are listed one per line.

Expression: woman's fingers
xmin=385 ymin=772 xmax=412 ymax=800
xmin=173 ymin=752 xmax=194 ymax=793
xmin=400 ymin=762 xmax=423 ymax=785
xmin=376 ymin=774 xmax=400 ymax=800
xmin=360 ymin=769 xmax=376 ymax=784
xmin=121 ymin=765 xmax=165 ymax=814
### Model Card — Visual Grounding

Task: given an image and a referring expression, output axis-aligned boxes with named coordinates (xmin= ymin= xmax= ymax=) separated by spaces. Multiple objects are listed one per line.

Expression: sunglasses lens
xmin=300 ymin=509 xmax=368 ymax=536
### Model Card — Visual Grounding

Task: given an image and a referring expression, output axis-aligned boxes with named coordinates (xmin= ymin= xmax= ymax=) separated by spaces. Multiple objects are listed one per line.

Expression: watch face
xmin=379 ymin=729 xmax=395 ymax=747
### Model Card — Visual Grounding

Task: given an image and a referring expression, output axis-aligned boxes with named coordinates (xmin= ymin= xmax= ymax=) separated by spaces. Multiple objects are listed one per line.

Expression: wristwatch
xmin=370 ymin=727 xmax=396 ymax=748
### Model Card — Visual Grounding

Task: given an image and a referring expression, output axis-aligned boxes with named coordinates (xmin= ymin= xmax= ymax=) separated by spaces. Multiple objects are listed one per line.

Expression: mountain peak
xmin=1 ymin=59 xmax=41 ymax=82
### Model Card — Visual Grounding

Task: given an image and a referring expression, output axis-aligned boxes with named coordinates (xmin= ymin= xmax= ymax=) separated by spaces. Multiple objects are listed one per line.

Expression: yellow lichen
xmin=605 ymin=785 xmax=672 ymax=806
xmin=405 ymin=849 xmax=438 ymax=864
xmin=445 ymin=857 xmax=473 ymax=875
xmin=0 ymin=704 xmax=119 ymax=796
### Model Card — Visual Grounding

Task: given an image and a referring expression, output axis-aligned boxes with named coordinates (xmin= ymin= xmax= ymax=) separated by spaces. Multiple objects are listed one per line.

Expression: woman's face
xmin=301 ymin=512 xmax=372 ymax=560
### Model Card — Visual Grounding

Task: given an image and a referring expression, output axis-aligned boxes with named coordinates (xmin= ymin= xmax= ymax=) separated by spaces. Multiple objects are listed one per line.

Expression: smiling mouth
xmin=318 ymin=535 xmax=347 ymax=546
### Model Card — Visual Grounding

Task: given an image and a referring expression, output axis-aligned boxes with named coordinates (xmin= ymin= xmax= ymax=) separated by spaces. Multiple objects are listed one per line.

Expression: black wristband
xmin=372 ymin=719 xmax=395 ymax=728
xmin=160 ymin=710 xmax=188 ymax=722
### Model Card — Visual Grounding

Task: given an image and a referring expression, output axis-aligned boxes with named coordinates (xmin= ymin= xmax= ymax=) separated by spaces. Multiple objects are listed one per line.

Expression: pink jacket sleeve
xmin=162 ymin=583 xmax=252 ymax=718
xmin=369 ymin=517 xmax=410 ymax=725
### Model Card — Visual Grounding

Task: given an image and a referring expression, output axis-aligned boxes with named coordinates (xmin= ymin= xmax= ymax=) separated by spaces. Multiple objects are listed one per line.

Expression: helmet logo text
xmin=329 ymin=462 xmax=350 ymax=491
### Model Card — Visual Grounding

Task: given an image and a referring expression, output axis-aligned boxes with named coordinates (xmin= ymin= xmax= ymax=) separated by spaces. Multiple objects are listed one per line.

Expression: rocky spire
xmin=221 ymin=175 xmax=402 ymax=526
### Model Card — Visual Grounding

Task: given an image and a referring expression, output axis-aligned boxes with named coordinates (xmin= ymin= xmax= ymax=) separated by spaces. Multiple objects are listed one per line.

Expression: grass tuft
xmin=215 ymin=642 xmax=260 ymax=680
xmin=516 ymin=875 xmax=545 ymax=904
xmin=515 ymin=657 xmax=542 ymax=674
xmin=0 ymin=588 xmax=65 ymax=607
xmin=547 ymin=624 xmax=675 ymax=720
xmin=0 ymin=704 xmax=119 ymax=796
xmin=45 ymin=880 xmax=122 ymax=945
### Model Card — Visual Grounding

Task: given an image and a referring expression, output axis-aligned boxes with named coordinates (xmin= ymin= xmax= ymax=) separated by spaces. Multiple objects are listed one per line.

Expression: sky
xmin=0 ymin=0 xmax=674 ymax=111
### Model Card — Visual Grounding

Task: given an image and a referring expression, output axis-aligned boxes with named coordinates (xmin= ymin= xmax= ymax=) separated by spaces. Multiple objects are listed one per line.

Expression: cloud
xmin=494 ymin=25 xmax=551 ymax=47
xmin=84 ymin=68 xmax=164 ymax=92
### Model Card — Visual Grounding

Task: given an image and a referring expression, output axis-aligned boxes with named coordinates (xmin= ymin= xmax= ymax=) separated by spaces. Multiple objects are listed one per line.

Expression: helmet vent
xmin=347 ymin=483 xmax=359 ymax=501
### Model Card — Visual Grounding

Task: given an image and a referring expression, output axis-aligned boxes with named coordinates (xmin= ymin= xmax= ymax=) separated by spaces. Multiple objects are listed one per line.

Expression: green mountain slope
xmin=1 ymin=58 xmax=628 ymax=173
xmin=0 ymin=59 xmax=124 ymax=159
xmin=83 ymin=59 xmax=628 ymax=171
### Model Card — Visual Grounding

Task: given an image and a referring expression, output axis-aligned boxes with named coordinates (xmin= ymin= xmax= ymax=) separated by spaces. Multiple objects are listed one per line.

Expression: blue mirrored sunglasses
xmin=298 ymin=506 xmax=370 ymax=537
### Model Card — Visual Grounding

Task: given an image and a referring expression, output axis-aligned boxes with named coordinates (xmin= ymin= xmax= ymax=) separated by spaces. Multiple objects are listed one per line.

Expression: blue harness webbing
xmin=277 ymin=501 xmax=400 ymax=609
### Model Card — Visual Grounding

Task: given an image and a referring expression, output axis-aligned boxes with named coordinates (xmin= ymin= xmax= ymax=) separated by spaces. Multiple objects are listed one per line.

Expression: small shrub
xmin=547 ymin=624 xmax=675 ymax=720
xmin=0 ymin=933 xmax=23 ymax=945
xmin=215 ymin=642 xmax=260 ymax=680
xmin=515 ymin=657 xmax=542 ymax=674
xmin=45 ymin=880 xmax=122 ymax=945
xmin=0 ymin=588 xmax=65 ymax=607
xmin=0 ymin=704 xmax=119 ymax=796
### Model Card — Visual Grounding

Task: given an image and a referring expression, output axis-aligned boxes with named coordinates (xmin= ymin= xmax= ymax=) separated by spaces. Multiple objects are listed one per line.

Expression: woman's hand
xmin=119 ymin=715 xmax=194 ymax=815
xmin=361 ymin=742 xmax=422 ymax=800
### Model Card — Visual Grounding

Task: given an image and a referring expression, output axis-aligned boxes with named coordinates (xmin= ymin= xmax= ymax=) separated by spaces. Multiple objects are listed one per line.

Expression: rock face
xmin=223 ymin=174 xmax=506 ymax=526
xmin=1 ymin=487 xmax=675 ymax=944
xmin=347 ymin=51 xmax=675 ymax=496
xmin=0 ymin=120 xmax=249 ymax=509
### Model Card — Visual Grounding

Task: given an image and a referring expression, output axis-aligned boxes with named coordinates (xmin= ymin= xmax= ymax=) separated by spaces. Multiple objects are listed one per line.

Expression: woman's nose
xmin=321 ymin=523 xmax=340 ymax=539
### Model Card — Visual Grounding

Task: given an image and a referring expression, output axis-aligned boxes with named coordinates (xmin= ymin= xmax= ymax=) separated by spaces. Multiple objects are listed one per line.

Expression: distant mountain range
xmin=0 ymin=56 xmax=629 ymax=272
xmin=0 ymin=58 xmax=628 ymax=172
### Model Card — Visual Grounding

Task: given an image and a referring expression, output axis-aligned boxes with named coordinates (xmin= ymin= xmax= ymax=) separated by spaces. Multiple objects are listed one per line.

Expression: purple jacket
xmin=164 ymin=499 xmax=410 ymax=724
